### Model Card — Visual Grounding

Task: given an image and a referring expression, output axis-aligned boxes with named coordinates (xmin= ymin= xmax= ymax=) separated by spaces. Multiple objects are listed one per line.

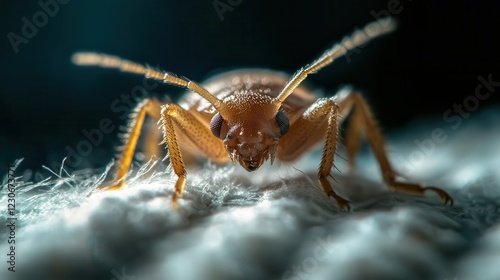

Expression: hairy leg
xmin=278 ymin=97 xmax=349 ymax=210
xmin=336 ymin=89 xmax=453 ymax=205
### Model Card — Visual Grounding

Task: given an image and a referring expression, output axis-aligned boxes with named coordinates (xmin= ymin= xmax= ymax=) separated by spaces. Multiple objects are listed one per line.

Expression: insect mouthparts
xmin=247 ymin=162 xmax=257 ymax=171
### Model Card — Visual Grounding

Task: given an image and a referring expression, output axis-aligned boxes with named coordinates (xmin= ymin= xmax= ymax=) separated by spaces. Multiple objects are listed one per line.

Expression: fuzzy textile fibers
xmin=1 ymin=106 xmax=500 ymax=280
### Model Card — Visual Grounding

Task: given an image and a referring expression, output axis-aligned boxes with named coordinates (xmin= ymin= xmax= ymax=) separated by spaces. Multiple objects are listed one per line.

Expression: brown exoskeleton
xmin=72 ymin=17 xmax=453 ymax=210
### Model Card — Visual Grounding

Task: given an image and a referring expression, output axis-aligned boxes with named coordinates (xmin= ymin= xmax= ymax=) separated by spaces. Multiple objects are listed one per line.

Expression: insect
xmin=72 ymin=17 xmax=453 ymax=210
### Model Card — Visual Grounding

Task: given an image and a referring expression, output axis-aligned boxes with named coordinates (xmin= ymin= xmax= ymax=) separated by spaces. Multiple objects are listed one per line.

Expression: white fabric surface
xmin=1 ymin=106 xmax=499 ymax=280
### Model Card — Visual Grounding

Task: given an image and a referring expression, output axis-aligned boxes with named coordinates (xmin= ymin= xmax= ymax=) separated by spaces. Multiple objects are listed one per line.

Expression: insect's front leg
xmin=278 ymin=98 xmax=350 ymax=211
xmin=160 ymin=104 xmax=228 ymax=207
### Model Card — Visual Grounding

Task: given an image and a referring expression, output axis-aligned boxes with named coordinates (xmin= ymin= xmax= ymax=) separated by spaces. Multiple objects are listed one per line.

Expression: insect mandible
xmin=72 ymin=17 xmax=453 ymax=210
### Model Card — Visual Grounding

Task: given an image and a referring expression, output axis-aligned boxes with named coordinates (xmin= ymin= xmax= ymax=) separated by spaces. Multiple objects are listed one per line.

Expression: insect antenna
xmin=273 ymin=17 xmax=397 ymax=109
xmin=71 ymin=52 xmax=229 ymax=116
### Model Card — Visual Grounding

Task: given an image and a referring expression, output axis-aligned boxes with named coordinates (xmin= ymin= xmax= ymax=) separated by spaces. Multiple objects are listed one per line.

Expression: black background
xmin=1 ymin=0 xmax=499 ymax=178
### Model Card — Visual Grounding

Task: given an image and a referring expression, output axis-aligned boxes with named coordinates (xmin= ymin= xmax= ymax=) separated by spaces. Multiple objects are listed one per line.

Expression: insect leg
xmin=336 ymin=88 xmax=453 ymax=206
xmin=107 ymin=98 xmax=163 ymax=190
xmin=142 ymin=118 xmax=163 ymax=161
xmin=160 ymin=104 xmax=228 ymax=207
xmin=278 ymin=98 xmax=350 ymax=210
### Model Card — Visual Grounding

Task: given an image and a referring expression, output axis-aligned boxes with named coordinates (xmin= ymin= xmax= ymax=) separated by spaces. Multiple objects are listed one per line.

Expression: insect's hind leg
xmin=335 ymin=87 xmax=453 ymax=205
xmin=107 ymin=98 xmax=163 ymax=190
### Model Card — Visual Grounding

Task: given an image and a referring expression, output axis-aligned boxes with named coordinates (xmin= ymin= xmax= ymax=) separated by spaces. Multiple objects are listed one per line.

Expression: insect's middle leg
xmin=278 ymin=98 xmax=350 ymax=210
xmin=336 ymin=89 xmax=453 ymax=205
xmin=160 ymin=104 xmax=228 ymax=207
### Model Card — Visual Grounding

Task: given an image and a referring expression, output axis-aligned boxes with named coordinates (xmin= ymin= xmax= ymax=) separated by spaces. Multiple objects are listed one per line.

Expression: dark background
xmin=1 ymin=0 xmax=499 ymax=179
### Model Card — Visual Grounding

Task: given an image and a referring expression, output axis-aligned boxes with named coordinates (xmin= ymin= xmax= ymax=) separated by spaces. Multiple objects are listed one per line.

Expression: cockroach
xmin=72 ymin=17 xmax=453 ymax=210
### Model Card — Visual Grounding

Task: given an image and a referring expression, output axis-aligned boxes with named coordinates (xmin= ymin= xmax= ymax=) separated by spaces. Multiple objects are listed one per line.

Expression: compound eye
xmin=275 ymin=111 xmax=290 ymax=136
xmin=210 ymin=113 xmax=224 ymax=138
